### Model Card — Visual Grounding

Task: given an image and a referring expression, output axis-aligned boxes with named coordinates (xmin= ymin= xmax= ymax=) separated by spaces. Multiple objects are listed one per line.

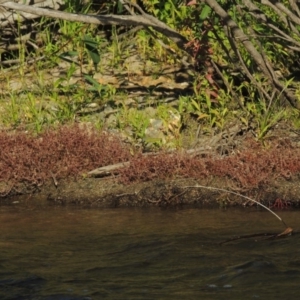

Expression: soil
xmin=2 ymin=174 xmax=300 ymax=210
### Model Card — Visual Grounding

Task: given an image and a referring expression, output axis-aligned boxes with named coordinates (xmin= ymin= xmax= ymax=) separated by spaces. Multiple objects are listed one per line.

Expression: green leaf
xmin=84 ymin=75 xmax=104 ymax=91
xmin=83 ymin=36 xmax=100 ymax=66
xmin=82 ymin=35 xmax=98 ymax=49
xmin=117 ymin=1 xmax=123 ymax=14
xmin=240 ymin=117 xmax=248 ymax=125
xmin=60 ymin=51 xmax=78 ymax=57
xmin=191 ymin=99 xmax=201 ymax=111
xmin=200 ymin=5 xmax=211 ymax=21
xmin=197 ymin=113 xmax=209 ymax=120
xmin=86 ymin=47 xmax=100 ymax=65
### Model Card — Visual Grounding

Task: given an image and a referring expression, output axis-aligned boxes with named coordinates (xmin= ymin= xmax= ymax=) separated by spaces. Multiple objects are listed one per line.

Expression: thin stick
xmin=184 ymin=185 xmax=289 ymax=228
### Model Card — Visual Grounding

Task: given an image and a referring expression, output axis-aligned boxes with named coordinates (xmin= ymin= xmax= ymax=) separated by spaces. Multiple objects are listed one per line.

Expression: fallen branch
xmin=0 ymin=0 xmax=64 ymax=27
xmin=88 ymin=161 xmax=130 ymax=176
xmin=220 ymin=226 xmax=293 ymax=245
xmin=88 ymin=124 xmax=243 ymax=177
xmin=0 ymin=1 xmax=190 ymax=55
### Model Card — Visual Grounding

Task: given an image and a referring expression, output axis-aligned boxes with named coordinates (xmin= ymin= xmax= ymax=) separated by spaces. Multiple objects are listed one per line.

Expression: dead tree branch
xmin=0 ymin=1 xmax=190 ymax=55
xmin=204 ymin=0 xmax=300 ymax=108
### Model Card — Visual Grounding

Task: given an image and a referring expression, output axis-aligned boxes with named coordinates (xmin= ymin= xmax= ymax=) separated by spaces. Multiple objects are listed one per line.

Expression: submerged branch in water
xmin=220 ymin=226 xmax=293 ymax=245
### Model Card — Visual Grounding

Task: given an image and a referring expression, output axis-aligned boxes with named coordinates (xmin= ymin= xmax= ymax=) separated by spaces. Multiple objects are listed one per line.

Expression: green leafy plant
xmin=116 ymin=105 xmax=150 ymax=141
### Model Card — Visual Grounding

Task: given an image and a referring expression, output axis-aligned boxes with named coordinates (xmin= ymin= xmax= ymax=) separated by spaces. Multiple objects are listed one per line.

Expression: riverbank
xmin=2 ymin=0 xmax=300 ymax=210
xmin=4 ymin=176 xmax=300 ymax=209
xmin=1 ymin=122 xmax=300 ymax=209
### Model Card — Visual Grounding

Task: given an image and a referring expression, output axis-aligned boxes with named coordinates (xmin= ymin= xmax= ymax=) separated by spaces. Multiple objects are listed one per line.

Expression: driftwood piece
xmin=88 ymin=162 xmax=130 ymax=176
xmin=88 ymin=124 xmax=243 ymax=177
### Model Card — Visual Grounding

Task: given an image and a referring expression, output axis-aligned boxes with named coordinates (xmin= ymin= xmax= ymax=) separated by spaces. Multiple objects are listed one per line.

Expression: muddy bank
xmin=2 ymin=176 xmax=300 ymax=209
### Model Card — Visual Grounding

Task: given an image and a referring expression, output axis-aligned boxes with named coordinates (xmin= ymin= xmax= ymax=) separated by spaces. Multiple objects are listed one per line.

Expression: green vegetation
xmin=1 ymin=0 xmax=300 ymax=145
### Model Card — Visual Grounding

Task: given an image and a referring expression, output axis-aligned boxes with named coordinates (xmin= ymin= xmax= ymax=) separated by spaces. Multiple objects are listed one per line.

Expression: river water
xmin=0 ymin=205 xmax=299 ymax=300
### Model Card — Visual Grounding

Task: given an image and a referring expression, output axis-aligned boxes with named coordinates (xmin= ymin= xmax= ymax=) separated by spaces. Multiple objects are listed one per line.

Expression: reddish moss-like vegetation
xmin=0 ymin=124 xmax=131 ymax=195
xmin=119 ymin=139 xmax=300 ymax=188
xmin=1 ymin=124 xmax=300 ymax=198
xmin=118 ymin=152 xmax=208 ymax=184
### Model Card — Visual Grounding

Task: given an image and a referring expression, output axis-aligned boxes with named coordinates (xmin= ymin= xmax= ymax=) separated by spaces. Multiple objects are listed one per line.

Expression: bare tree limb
xmin=204 ymin=0 xmax=299 ymax=108
xmin=0 ymin=0 xmax=64 ymax=26
xmin=0 ymin=1 xmax=190 ymax=55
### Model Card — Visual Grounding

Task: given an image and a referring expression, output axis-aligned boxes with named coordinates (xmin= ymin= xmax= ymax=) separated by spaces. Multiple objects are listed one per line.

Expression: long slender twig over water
xmin=184 ymin=185 xmax=289 ymax=229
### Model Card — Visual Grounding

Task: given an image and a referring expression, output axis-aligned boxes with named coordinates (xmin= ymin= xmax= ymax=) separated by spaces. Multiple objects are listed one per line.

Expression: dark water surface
xmin=0 ymin=205 xmax=300 ymax=300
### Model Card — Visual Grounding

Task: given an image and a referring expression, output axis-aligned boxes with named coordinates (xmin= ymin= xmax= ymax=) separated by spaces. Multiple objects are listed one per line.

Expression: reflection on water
xmin=0 ymin=205 xmax=300 ymax=299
